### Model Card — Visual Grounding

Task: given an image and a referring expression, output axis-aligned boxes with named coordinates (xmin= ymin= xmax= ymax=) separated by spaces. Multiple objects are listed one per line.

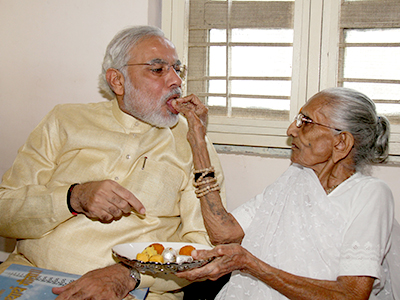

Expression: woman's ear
xmin=332 ymin=131 xmax=355 ymax=163
xmin=106 ymin=68 xmax=125 ymax=96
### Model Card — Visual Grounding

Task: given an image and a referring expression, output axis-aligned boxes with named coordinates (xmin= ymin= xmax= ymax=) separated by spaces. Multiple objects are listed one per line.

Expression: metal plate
xmin=112 ymin=242 xmax=213 ymax=274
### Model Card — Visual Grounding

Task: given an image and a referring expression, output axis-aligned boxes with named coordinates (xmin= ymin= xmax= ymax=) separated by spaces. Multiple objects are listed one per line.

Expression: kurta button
xmin=126 ymin=154 xmax=131 ymax=159
xmin=135 ymin=122 xmax=139 ymax=126
xmin=114 ymin=177 xmax=119 ymax=181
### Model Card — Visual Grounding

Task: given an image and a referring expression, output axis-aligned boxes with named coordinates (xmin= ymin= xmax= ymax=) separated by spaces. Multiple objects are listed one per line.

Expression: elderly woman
xmin=171 ymin=87 xmax=400 ymax=300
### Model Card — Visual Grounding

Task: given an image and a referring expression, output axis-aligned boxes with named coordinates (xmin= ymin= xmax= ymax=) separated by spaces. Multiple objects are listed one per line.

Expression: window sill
xmin=214 ymin=144 xmax=400 ymax=166
xmin=214 ymin=144 xmax=291 ymax=159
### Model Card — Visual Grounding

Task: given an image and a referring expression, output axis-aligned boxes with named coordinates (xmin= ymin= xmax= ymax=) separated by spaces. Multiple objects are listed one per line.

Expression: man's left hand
xmin=52 ymin=264 xmax=136 ymax=300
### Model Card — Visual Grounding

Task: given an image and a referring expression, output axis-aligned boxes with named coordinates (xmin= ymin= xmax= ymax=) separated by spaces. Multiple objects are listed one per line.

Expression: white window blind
xmin=187 ymin=0 xmax=295 ymax=148
xmin=339 ymin=0 xmax=400 ymax=154
xmin=339 ymin=0 xmax=400 ymax=122
xmin=163 ymin=0 xmax=400 ymax=155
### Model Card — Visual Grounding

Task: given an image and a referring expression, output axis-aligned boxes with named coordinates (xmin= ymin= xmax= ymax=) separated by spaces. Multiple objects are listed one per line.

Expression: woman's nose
xmin=286 ymin=120 xmax=299 ymax=137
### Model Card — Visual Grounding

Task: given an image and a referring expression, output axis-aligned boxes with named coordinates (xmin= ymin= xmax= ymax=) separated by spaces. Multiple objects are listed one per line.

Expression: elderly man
xmin=0 ymin=26 xmax=225 ymax=300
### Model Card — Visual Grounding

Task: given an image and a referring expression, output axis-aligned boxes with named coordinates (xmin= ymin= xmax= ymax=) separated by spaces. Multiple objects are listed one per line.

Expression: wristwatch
xmin=128 ymin=267 xmax=141 ymax=290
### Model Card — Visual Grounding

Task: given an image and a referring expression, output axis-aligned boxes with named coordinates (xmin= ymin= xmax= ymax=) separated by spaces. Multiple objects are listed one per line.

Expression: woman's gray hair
xmin=98 ymin=25 xmax=165 ymax=99
xmin=320 ymin=87 xmax=390 ymax=173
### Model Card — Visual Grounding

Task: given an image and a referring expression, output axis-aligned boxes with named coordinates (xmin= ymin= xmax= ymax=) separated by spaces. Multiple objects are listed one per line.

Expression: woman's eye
xmin=301 ymin=118 xmax=313 ymax=127
xmin=303 ymin=117 xmax=313 ymax=124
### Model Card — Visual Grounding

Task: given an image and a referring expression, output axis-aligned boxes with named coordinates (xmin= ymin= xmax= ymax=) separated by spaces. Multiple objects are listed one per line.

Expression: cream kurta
xmin=0 ymin=99 xmax=225 ymax=299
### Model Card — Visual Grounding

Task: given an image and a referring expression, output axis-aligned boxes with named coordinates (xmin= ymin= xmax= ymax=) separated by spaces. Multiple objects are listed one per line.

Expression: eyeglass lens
xmin=151 ymin=63 xmax=182 ymax=76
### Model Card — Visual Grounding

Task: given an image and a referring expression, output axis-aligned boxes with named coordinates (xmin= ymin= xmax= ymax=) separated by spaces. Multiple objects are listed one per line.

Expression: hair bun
xmin=373 ymin=115 xmax=390 ymax=163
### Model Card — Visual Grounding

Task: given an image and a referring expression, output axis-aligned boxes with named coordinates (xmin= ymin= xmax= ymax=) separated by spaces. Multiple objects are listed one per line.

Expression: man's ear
xmin=106 ymin=68 xmax=125 ymax=96
xmin=332 ymin=131 xmax=355 ymax=163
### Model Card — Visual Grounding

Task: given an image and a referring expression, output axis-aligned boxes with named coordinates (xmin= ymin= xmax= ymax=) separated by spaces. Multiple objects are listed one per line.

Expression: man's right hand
xmin=69 ymin=180 xmax=145 ymax=222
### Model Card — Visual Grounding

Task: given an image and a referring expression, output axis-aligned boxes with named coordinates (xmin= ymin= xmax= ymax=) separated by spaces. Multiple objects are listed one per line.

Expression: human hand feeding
xmin=171 ymin=94 xmax=209 ymax=151
xmin=172 ymin=94 xmax=208 ymax=126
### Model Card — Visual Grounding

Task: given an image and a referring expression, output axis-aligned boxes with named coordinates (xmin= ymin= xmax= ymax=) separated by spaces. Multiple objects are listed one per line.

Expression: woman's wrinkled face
xmin=286 ymin=95 xmax=337 ymax=173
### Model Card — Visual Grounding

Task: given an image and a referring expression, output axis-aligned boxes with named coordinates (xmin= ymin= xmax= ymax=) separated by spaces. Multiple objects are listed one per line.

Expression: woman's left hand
xmin=176 ymin=244 xmax=250 ymax=282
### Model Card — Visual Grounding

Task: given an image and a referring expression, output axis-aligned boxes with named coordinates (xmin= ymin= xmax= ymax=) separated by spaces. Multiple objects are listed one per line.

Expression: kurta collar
xmin=111 ymin=99 xmax=153 ymax=133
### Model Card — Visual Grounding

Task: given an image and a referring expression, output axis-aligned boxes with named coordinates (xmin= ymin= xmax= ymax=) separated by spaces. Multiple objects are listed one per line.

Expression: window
xmin=339 ymin=0 xmax=400 ymax=128
xmin=162 ymin=0 xmax=400 ymax=155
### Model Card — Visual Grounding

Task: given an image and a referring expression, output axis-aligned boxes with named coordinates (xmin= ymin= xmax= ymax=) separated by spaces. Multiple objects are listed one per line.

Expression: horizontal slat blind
xmin=202 ymin=1 xmax=294 ymax=28
xmin=341 ymin=1 xmax=400 ymax=28
xmin=338 ymin=0 xmax=400 ymax=128
xmin=187 ymin=0 xmax=295 ymax=147
xmin=186 ymin=0 xmax=400 ymax=155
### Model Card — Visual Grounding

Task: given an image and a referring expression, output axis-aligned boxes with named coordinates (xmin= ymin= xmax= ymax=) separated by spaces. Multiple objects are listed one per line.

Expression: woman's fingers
xmin=172 ymin=94 xmax=208 ymax=126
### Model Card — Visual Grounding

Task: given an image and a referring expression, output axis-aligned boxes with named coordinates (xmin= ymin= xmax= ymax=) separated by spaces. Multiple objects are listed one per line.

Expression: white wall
xmin=219 ymin=154 xmax=400 ymax=222
xmin=0 ymin=0 xmax=161 ymax=176
xmin=0 ymin=0 xmax=161 ymax=262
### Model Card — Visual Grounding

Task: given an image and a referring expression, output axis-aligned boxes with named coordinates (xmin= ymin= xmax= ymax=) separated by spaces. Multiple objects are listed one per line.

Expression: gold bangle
xmin=193 ymin=176 xmax=217 ymax=187
xmin=195 ymin=183 xmax=220 ymax=198
xmin=193 ymin=166 xmax=215 ymax=174
xmin=196 ymin=186 xmax=220 ymax=198
xmin=193 ymin=166 xmax=215 ymax=183
xmin=195 ymin=183 xmax=219 ymax=195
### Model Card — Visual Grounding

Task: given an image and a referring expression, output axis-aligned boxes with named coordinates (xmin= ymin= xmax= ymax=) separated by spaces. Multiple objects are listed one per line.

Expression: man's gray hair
xmin=99 ymin=25 xmax=165 ymax=99
xmin=319 ymin=87 xmax=390 ymax=173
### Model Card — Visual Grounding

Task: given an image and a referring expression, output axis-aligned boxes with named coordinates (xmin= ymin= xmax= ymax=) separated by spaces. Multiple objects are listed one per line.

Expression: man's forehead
xmin=148 ymin=58 xmax=182 ymax=65
xmin=131 ymin=36 xmax=179 ymax=63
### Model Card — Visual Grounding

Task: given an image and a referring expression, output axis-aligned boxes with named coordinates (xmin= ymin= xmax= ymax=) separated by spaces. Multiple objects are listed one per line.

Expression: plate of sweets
xmin=112 ymin=242 xmax=214 ymax=274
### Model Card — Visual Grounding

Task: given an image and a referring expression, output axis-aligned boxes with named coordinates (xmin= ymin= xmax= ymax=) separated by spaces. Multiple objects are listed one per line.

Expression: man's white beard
xmin=123 ymin=79 xmax=181 ymax=128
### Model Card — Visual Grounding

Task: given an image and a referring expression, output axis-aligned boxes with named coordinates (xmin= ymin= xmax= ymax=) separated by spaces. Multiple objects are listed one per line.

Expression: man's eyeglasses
xmin=123 ymin=60 xmax=185 ymax=79
xmin=294 ymin=112 xmax=342 ymax=132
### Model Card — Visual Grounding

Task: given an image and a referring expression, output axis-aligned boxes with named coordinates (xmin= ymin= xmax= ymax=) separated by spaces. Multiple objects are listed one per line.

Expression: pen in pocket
xmin=142 ymin=156 xmax=147 ymax=170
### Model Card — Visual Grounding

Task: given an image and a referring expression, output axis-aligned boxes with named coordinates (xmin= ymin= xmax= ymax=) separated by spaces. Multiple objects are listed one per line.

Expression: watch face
xmin=129 ymin=267 xmax=141 ymax=289
xmin=130 ymin=268 xmax=140 ymax=278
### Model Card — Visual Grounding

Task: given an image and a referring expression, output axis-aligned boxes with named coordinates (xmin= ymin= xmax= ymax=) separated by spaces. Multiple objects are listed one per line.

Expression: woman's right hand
xmin=171 ymin=94 xmax=208 ymax=148
xmin=172 ymin=94 xmax=208 ymax=126
xmin=176 ymin=244 xmax=251 ymax=282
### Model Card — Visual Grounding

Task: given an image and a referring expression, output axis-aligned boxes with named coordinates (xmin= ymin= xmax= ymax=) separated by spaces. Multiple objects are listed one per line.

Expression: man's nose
xmin=166 ymin=66 xmax=182 ymax=87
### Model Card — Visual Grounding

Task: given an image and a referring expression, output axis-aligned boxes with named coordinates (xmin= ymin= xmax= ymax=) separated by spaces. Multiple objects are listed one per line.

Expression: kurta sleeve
xmin=0 ymin=106 xmax=73 ymax=239
xmin=339 ymin=179 xmax=394 ymax=287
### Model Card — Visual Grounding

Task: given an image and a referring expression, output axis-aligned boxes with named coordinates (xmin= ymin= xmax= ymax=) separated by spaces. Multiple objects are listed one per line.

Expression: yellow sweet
xmin=136 ymin=245 xmax=160 ymax=262
xmin=149 ymin=254 xmax=164 ymax=263
xmin=136 ymin=252 xmax=149 ymax=262
xmin=143 ymin=246 xmax=158 ymax=257
xmin=149 ymin=243 xmax=165 ymax=255
xmin=137 ymin=243 xmax=196 ymax=264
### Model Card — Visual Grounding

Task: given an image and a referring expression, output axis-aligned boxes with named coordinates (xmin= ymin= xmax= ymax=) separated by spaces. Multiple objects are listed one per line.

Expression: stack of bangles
xmin=193 ymin=166 xmax=220 ymax=198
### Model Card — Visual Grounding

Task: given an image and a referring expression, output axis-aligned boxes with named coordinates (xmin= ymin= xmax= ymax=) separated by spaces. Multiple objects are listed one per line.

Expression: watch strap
xmin=128 ymin=266 xmax=141 ymax=290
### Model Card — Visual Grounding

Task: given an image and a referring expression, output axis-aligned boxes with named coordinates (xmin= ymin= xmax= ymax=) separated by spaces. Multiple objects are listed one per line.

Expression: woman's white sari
xmin=217 ymin=164 xmax=400 ymax=300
